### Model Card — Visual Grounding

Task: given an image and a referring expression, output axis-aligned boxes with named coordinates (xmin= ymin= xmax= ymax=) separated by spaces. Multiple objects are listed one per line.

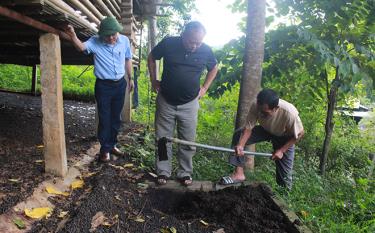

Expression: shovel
xmin=158 ymin=137 xmax=272 ymax=161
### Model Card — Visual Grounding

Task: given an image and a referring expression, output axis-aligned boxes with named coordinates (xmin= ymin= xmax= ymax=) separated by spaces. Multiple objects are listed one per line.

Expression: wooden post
xmin=31 ymin=64 xmax=38 ymax=96
xmin=39 ymin=33 xmax=67 ymax=177
xmin=121 ymin=83 xmax=132 ymax=123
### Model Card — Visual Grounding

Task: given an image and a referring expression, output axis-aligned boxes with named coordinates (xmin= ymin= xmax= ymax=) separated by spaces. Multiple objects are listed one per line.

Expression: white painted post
xmin=39 ymin=33 xmax=67 ymax=177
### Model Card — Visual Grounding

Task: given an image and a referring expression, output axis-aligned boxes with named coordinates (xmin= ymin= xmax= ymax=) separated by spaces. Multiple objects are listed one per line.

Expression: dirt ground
xmin=0 ymin=92 xmax=301 ymax=233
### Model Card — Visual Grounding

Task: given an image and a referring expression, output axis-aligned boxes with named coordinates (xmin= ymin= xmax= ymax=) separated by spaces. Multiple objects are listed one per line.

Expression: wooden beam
xmin=0 ymin=6 xmax=72 ymax=41
xmin=39 ymin=33 xmax=67 ymax=177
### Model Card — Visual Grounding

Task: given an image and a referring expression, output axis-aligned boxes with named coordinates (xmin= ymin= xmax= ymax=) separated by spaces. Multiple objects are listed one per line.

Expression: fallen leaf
xmin=133 ymin=216 xmax=145 ymax=222
xmin=300 ymin=210 xmax=308 ymax=218
xmin=148 ymin=172 xmax=158 ymax=178
xmin=71 ymin=180 xmax=84 ymax=189
xmin=58 ymin=211 xmax=68 ymax=218
xmin=200 ymin=219 xmax=209 ymax=226
xmin=102 ymin=222 xmax=112 ymax=227
xmin=25 ymin=207 xmax=52 ymax=219
xmin=73 ymin=162 xmax=81 ymax=167
xmin=46 ymin=186 xmax=69 ymax=196
xmin=13 ymin=218 xmax=26 ymax=229
xmin=137 ymin=183 xmax=149 ymax=189
xmin=109 ymin=164 xmax=124 ymax=170
xmin=34 ymin=160 xmax=44 ymax=163
xmin=115 ymin=195 xmax=122 ymax=201
xmin=36 ymin=145 xmax=44 ymax=148
xmin=85 ymin=172 xmax=97 ymax=177
xmin=160 ymin=228 xmax=169 ymax=233
xmin=169 ymin=227 xmax=177 ymax=233
xmin=213 ymin=228 xmax=225 ymax=233
xmin=89 ymin=212 xmax=107 ymax=232
xmin=123 ymin=163 xmax=134 ymax=168
xmin=8 ymin=178 xmax=20 ymax=183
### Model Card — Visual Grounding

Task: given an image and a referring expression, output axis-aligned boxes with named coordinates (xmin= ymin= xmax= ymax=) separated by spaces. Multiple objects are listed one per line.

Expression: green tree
xmin=274 ymin=0 xmax=375 ymax=175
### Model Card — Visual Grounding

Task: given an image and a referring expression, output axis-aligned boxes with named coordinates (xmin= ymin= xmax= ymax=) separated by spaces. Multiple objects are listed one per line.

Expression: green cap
xmin=98 ymin=17 xmax=123 ymax=37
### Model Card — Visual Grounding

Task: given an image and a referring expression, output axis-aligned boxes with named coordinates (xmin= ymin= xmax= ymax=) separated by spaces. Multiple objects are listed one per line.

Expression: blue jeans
xmin=230 ymin=126 xmax=295 ymax=189
xmin=95 ymin=78 xmax=126 ymax=153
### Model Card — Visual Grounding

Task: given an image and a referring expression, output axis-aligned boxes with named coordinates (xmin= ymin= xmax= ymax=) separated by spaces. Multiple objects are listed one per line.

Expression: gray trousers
xmin=155 ymin=94 xmax=199 ymax=178
xmin=230 ymin=126 xmax=295 ymax=189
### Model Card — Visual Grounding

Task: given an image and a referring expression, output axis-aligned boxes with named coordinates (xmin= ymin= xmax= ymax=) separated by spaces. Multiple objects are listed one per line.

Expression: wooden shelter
xmin=0 ymin=0 xmax=160 ymax=176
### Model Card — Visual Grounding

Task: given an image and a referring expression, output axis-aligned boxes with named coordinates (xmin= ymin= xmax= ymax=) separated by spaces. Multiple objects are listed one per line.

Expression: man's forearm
xmin=125 ymin=59 xmax=132 ymax=80
xmin=147 ymin=54 xmax=157 ymax=82
xmin=201 ymin=65 xmax=218 ymax=90
xmin=238 ymin=128 xmax=251 ymax=147
xmin=278 ymin=130 xmax=304 ymax=153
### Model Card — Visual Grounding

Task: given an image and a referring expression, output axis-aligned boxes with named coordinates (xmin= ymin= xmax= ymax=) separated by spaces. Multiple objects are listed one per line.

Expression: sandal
xmin=156 ymin=175 xmax=168 ymax=185
xmin=219 ymin=176 xmax=245 ymax=185
xmin=178 ymin=176 xmax=193 ymax=186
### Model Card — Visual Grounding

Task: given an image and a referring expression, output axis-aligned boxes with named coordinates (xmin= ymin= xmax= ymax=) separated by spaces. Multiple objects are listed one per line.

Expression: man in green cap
xmin=65 ymin=17 xmax=133 ymax=162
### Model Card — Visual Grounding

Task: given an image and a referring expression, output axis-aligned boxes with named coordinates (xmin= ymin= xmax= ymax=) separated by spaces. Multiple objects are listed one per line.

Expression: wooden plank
xmin=121 ymin=82 xmax=132 ymax=123
xmin=39 ymin=33 xmax=67 ymax=177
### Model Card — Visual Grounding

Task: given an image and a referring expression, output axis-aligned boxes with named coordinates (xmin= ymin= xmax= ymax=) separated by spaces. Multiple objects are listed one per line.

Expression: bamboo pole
xmin=65 ymin=0 xmax=100 ymax=25
xmin=103 ymin=0 xmax=120 ymax=19
xmin=109 ymin=0 xmax=121 ymax=12
xmin=81 ymin=0 xmax=105 ymax=20
xmin=48 ymin=0 xmax=97 ymax=31
xmin=93 ymin=0 xmax=115 ymax=18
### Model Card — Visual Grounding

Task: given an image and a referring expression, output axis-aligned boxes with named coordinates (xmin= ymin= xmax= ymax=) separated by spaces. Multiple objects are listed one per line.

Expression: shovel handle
xmin=165 ymin=137 xmax=272 ymax=157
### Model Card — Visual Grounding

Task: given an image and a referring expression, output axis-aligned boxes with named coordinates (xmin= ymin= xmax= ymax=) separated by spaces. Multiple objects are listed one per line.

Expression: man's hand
xmin=127 ymin=79 xmax=134 ymax=92
xmin=272 ymin=149 xmax=284 ymax=160
xmin=64 ymin=25 xmax=76 ymax=39
xmin=151 ymin=80 xmax=160 ymax=92
xmin=234 ymin=145 xmax=245 ymax=156
xmin=198 ymin=86 xmax=207 ymax=99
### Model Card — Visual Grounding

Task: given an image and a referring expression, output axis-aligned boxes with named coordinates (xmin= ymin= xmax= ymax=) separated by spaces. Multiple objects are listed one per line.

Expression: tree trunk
xmin=320 ymin=67 xmax=340 ymax=175
xmin=235 ymin=0 xmax=266 ymax=129
xmin=235 ymin=0 xmax=266 ymax=170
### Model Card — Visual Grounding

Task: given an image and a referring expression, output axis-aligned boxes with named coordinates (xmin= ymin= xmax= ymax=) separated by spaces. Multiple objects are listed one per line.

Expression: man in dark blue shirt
xmin=148 ymin=21 xmax=218 ymax=186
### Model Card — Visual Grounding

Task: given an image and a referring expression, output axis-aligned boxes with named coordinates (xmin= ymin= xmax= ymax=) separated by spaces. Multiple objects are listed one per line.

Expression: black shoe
xmin=99 ymin=152 xmax=110 ymax=162
xmin=111 ymin=147 xmax=125 ymax=156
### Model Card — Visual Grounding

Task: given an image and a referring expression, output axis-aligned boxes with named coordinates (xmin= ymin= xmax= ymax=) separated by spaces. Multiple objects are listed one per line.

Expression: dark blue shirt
xmin=151 ymin=36 xmax=217 ymax=105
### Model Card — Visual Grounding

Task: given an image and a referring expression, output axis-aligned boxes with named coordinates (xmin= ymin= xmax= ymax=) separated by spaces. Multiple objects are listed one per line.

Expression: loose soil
xmin=0 ymin=92 xmax=300 ymax=233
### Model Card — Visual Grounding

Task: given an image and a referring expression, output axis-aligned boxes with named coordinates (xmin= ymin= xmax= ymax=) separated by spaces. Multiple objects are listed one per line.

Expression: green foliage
xmin=0 ymin=64 xmax=33 ymax=92
xmin=0 ymin=64 xmax=96 ymax=101
xmin=61 ymin=65 xmax=95 ymax=101
xmin=155 ymin=0 xmax=197 ymax=40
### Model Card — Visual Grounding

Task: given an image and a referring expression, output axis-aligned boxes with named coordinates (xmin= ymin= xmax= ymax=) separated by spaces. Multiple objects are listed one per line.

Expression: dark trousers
xmin=230 ymin=126 xmax=295 ymax=189
xmin=95 ymin=78 xmax=126 ymax=153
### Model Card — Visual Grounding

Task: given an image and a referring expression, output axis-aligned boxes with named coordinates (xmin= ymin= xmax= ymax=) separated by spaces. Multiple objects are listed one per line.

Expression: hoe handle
xmin=165 ymin=137 xmax=272 ymax=157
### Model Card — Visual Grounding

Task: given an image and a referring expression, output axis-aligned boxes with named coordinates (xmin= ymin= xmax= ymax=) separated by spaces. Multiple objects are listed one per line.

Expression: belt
xmin=97 ymin=77 xmax=123 ymax=83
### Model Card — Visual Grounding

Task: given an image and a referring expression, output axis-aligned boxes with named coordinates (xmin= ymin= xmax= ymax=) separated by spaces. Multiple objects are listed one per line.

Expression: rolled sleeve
xmin=292 ymin=116 xmax=304 ymax=139
xmin=83 ymin=37 xmax=96 ymax=55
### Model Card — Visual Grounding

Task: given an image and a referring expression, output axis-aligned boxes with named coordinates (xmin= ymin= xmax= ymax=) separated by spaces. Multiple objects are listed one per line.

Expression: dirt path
xmin=0 ymin=92 xmax=304 ymax=233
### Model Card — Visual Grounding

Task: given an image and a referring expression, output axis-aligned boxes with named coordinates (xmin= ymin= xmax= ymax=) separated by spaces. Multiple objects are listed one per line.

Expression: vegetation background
xmin=0 ymin=0 xmax=374 ymax=232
